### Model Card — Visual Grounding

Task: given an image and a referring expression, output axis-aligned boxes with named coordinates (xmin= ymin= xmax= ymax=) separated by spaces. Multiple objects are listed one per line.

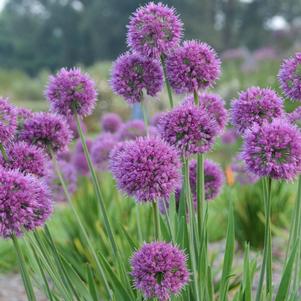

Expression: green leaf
xmin=86 ymin=265 xmax=99 ymax=301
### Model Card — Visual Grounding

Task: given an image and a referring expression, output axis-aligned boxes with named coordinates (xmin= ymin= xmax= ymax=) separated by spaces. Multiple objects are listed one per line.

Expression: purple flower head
xmin=0 ymin=141 xmax=48 ymax=177
xmin=45 ymin=67 xmax=97 ymax=117
xmin=231 ymin=87 xmax=284 ymax=134
xmin=166 ymin=40 xmax=221 ymax=94
xmin=0 ymin=168 xmax=52 ymax=238
xmin=278 ymin=52 xmax=301 ymax=100
xmin=110 ymin=136 xmax=181 ymax=202
xmin=57 ymin=150 xmax=72 ymax=162
xmin=184 ymin=92 xmax=228 ymax=132
xmin=242 ymin=119 xmax=301 ymax=180
xmin=73 ymin=138 xmax=92 ymax=176
xmin=231 ymin=154 xmax=259 ymax=185
xmin=45 ymin=160 xmax=77 ymax=202
xmin=221 ymin=128 xmax=238 ymax=145
xmin=287 ymin=106 xmax=301 ymax=124
xmin=0 ymin=97 xmax=17 ymax=145
xmin=117 ymin=119 xmax=147 ymax=141
xmin=127 ymin=2 xmax=183 ymax=58
xmin=151 ymin=112 xmax=164 ymax=127
xmin=19 ymin=112 xmax=72 ymax=154
xmin=15 ymin=108 xmax=33 ymax=139
xmin=131 ymin=242 xmax=189 ymax=301
xmin=91 ymin=133 xmax=117 ymax=171
xmin=111 ymin=52 xmax=163 ymax=104
xmin=158 ymin=103 xmax=219 ymax=156
xmin=101 ymin=112 xmax=122 ymax=133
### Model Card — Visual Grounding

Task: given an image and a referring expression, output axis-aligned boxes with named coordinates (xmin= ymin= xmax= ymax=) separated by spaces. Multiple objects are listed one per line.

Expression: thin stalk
xmin=141 ymin=101 xmax=149 ymax=136
xmin=160 ymin=55 xmax=174 ymax=108
xmin=12 ymin=234 xmax=37 ymax=301
xmin=0 ymin=143 xmax=8 ymax=161
xmin=152 ymin=202 xmax=160 ymax=240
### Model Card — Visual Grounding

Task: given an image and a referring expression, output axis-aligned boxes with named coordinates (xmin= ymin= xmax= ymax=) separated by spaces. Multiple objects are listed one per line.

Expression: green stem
xmin=0 ymin=143 xmax=8 ymax=162
xmin=160 ymin=55 xmax=174 ymax=108
xmin=141 ymin=101 xmax=149 ymax=136
xmin=12 ymin=234 xmax=37 ymax=301
xmin=152 ymin=202 xmax=160 ymax=240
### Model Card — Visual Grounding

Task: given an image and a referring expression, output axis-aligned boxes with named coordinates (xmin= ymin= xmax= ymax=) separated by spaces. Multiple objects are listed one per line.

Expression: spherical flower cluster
xmin=242 ymin=119 xmax=301 ymax=180
xmin=278 ymin=52 xmax=301 ymax=101
xmin=73 ymin=139 xmax=92 ymax=176
xmin=110 ymin=136 xmax=181 ymax=202
xmin=111 ymin=52 xmax=163 ymax=104
xmin=0 ymin=97 xmax=17 ymax=145
xmin=91 ymin=133 xmax=117 ymax=171
xmin=166 ymin=40 xmax=221 ymax=94
xmin=19 ymin=112 xmax=72 ymax=154
xmin=0 ymin=168 xmax=52 ymax=238
xmin=131 ymin=242 xmax=189 ymax=301
xmin=127 ymin=2 xmax=183 ymax=58
xmin=184 ymin=92 xmax=228 ymax=132
xmin=117 ymin=120 xmax=147 ymax=141
xmin=45 ymin=160 xmax=77 ymax=202
xmin=0 ymin=141 xmax=48 ymax=177
xmin=101 ymin=112 xmax=122 ymax=133
xmin=158 ymin=103 xmax=218 ymax=156
xmin=45 ymin=67 xmax=97 ymax=117
xmin=231 ymin=87 xmax=284 ymax=134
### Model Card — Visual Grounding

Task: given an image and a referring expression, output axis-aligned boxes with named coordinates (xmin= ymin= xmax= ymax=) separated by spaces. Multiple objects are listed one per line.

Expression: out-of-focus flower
xmin=73 ymin=139 xmax=92 ymax=176
xmin=117 ymin=120 xmax=147 ymax=141
xmin=253 ymin=47 xmax=277 ymax=61
xmin=100 ymin=113 xmax=122 ymax=133
xmin=221 ymin=128 xmax=238 ymax=145
xmin=221 ymin=48 xmax=248 ymax=61
xmin=0 ymin=97 xmax=17 ymax=145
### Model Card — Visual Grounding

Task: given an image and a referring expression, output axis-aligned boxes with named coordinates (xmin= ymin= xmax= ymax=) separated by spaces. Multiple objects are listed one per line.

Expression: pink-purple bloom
xmin=100 ymin=112 xmax=122 ymax=133
xmin=45 ymin=67 xmax=97 ymax=117
xmin=287 ymin=106 xmax=301 ymax=124
xmin=231 ymin=87 xmax=284 ymax=134
xmin=111 ymin=52 xmax=163 ymax=104
xmin=158 ymin=103 xmax=218 ymax=156
xmin=166 ymin=40 xmax=221 ymax=93
xmin=278 ymin=52 xmax=301 ymax=101
xmin=0 ymin=141 xmax=48 ymax=177
xmin=0 ymin=168 xmax=52 ymax=238
xmin=242 ymin=119 xmax=301 ymax=180
xmin=127 ymin=2 xmax=183 ymax=58
xmin=0 ymin=97 xmax=17 ymax=145
xmin=19 ymin=112 xmax=72 ymax=154
xmin=221 ymin=128 xmax=238 ymax=145
xmin=73 ymin=139 xmax=92 ymax=176
xmin=110 ymin=136 xmax=181 ymax=202
xmin=131 ymin=242 xmax=189 ymax=301
xmin=117 ymin=120 xmax=146 ymax=141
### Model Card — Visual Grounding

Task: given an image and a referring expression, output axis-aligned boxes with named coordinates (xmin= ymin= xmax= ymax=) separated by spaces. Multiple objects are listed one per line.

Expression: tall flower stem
xmin=12 ymin=234 xmax=37 ymax=301
xmin=152 ymin=202 xmax=160 ymax=240
xmin=141 ymin=100 xmax=149 ymax=135
xmin=160 ymin=55 xmax=174 ymax=108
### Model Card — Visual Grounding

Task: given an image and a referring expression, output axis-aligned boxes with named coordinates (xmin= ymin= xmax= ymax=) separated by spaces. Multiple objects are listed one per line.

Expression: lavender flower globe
xmin=127 ymin=2 xmax=183 ymax=58
xmin=242 ymin=119 xmax=301 ymax=180
xmin=73 ymin=138 xmax=92 ymax=176
xmin=231 ymin=87 xmax=284 ymax=134
xmin=111 ymin=52 xmax=163 ymax=104
xmin=0 ymin=97 xmax=17 ymax=145
xmin=221 ymin=128 xmax=238 ymax=145
xmin=19 ymin=112 xmax=72 ymax=154
xmin=166 ymin=40 xmax=221 ymax=94
xmin=1 ymin=141 xmax=48 ymax=177
xmin=158 ymin=103 xmax=218 ymax=156
xmin=184 ymin=92 xmax=228 ymax=132
xmin=45 ymin=67 xmax=97 ymax=117
xmin=0 ymin=168 xmax=52 ymax=238
xmin=100 ymin=112 xmax=122 ymax=133
xmin=45 ymin=160 xmax=77 ymax=202
xmin=278 ymin=52 xmax=301 ymax=100
xmin=110 ymin=136 xmax=181 ymax=202
xmin=117 ymin=120 xmax=146 ymax=141
xmin=91 ymin=133 xmax=117 ymax=171
xmin=131 ymin=242 xmax=189 ymax=301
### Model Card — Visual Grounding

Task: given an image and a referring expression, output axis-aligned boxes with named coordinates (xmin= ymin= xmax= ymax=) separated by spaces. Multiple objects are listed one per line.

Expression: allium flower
xmin=242 ymin=119 xmax=301 ymax=180
xmin=287 ymin=106 xmax=301 ymax=124
xmin=0 ymin=97 xmax=17 ymax=145
xmin=15 ymin=108 xmax=33 ymax=139
xmin=131 ymin=242 xmax=189 ymax=301
xmin=91 ymin=133 xmax=117 ymax=171
xmin=100 ymin=112 xmax=122 ymax=133
xmin=184 ymin=92 xmax=228 ymax=132
xmin=110 ymin=136 xmax=181 ymax=202
xmin=278 ymin=52 xmax=301 ymax=100
xmin=127 ymin=2 xmax=183 ymax=58
xmin=117 ymin=120 xmax=147 ymax=141
xmin=166 ymin=40 xmax=221 ymax=94
xmin=45 ymin=160 xmax=77 ymax=202
xmin=0 ymin=141 xmax=48 ymax=177
xmin=158 ymin=103 xmax=218 ymax=156
xmin=231 ymin=87 xmax=284 ymax=134
xmin=111 ymin=52 xmax=163 ymax=104
xmin=0 ymin=168 xmax=52 ymax=238
xmin=221 ymin=128 xmax=238 ymax=145
xmin=45 ymin=67 xmax=97 ymax=117
xmin=73 ymin=139 xmax=92 ymax=176
xmin=19 ymin=112 xmax=72 ymax=154
xmin=57 ymin=150 xmax=72 ymax=162
xmin=151 ymin=112 xmax=164 ymax=127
